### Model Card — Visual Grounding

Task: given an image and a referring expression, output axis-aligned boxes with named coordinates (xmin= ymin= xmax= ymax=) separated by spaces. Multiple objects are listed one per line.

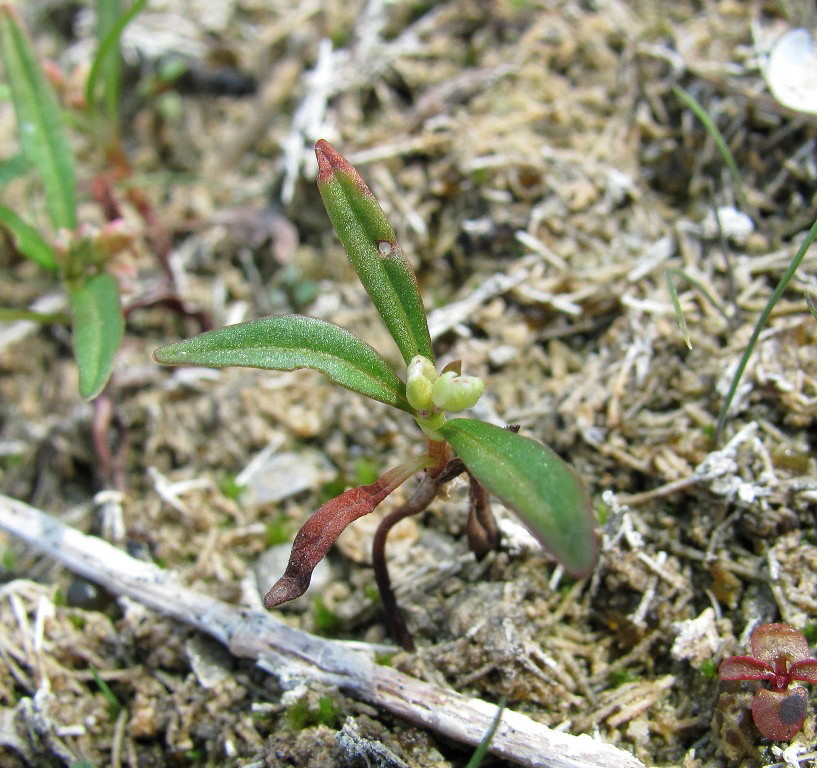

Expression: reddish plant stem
xmin=466 ymin=474 xmax=498 ymax=560
xmin=372 ymin=457 xmax=467 ymax=651
xmin=91 ymin=388 xmax=128 ymax=491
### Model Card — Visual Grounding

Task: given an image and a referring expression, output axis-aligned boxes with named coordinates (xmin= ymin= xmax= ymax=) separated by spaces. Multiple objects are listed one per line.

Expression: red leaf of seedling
xmin=791 ymin=659 xmax=817 ymax=685
xmin=719 ymin=656 xmax=775 ymax=682
xmin=751 ymin=623 xmax=811 ymax=666
xmin=263 ymin=455 xmax=432 ymax=609
xmin=752 ymin=687 xmax=809 ymax=741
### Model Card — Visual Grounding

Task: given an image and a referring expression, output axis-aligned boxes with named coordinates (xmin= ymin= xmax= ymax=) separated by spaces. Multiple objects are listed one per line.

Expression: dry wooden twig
xmin=0 ymin=493 xmax=645 ymax=768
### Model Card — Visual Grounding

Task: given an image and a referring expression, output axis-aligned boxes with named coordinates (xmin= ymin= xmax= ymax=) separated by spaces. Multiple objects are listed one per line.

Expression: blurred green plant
xmin=465 ymin=701 xmax=505 ymax=768
xmin=285 ymin=693 xmax=340 ymax=730
xmin=154 ymin=141 xmax=600 ymax=650
xmin=90 ymin=665 xmax=122 ymax=719
xmin=0 ymin=3 xmax=147 ymax=398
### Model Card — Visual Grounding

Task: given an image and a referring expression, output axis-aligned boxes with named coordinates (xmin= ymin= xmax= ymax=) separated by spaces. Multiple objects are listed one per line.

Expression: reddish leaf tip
xmin=314 ymin=140 xmax=373 ymax=198
xmin=315 ymin=139 xmax=352 ymax=184
xmin=263 ymin=576 xmax=306 ymax=608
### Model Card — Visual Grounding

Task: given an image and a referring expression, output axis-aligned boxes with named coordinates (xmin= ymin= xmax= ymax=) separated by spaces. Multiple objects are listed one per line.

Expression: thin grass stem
xmin=673 ymin=86 xmax=752 ymax=218
xmin=665 ymin=267 xmax=731 ymax=348
xmin=715 ymin=218 xmax=817 ymax=443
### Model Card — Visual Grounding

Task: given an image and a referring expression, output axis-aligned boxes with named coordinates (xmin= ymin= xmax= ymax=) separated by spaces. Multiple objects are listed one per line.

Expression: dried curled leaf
xmin=264 ymin=455 xmax=432 ymax=608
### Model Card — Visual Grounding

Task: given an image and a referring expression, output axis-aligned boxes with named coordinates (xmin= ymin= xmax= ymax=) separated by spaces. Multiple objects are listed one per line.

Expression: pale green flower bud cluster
xmin=406 ymin=355 xmax=484 ymax=440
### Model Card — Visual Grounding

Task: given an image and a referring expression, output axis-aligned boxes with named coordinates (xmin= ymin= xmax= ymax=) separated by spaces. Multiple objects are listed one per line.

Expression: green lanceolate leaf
xmin=437 ymin=418 xmax=599 ymax=578
xmin=153 ymin=315 xmax=413 ymax=413
xmin=70 ymin=273 xmax=123 ymax=399
xmin=0 ymin=6 xmax=77 ymax=231
xmin=0 ymin=204 xmax=57 ymax=269
xmin=315 ymin=140 xmax=433 ymax=366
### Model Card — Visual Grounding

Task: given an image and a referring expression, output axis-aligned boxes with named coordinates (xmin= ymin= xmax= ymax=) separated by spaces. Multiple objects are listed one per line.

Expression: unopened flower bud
xmin=406 ymin=355 xmax=438 ymax=411
xmin=431 ymin=370 xmax=484 ymax=412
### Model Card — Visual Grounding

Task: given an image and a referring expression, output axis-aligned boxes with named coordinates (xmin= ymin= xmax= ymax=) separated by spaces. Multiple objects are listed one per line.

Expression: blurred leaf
xmin=437 ymin=419 xmax=599 ymax=578
xmin=70 ymin=273 xmax=123 ymax=399
xmin=0 ymin=203 xmax=57 ymax=268
xmin=806 ymin=291 xmax=817 ymax=322
xmin=0 ymin=5 xmax=77 ymax=230
xmin=90 ymin=665 xmax=122 ymax=719
xmin=91 ymin=0 xmax=122 ymax=124
xmin=465 ymin=701 xmax=505 ymax=768
xmin=0 ymin=151 xmax=30 ymax=186
xmin=315 ymin=140 xmax=433 ymax=365
xmin=86 ymin=0 xmax=147 ymax=125
xmin=154 ymin=314 xmax=412 ymax=413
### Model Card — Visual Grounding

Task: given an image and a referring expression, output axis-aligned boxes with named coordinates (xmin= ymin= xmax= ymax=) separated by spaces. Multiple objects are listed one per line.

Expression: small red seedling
xmin=719 ymin=623 xmax=817 ymax=740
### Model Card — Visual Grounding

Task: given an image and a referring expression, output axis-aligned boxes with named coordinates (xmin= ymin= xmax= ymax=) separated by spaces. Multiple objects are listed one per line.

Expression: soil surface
xmin=1 ymin=1 xmax=817 ymax=767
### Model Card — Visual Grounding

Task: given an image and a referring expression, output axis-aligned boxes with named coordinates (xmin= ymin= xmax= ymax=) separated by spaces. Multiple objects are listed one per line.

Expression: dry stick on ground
xmin=0 ymin=493 xmax=645 ymax=768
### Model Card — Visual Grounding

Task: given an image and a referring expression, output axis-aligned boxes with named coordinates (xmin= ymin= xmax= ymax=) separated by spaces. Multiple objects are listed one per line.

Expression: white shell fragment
xmin=764 ymin=28 xmax=817 ymax=115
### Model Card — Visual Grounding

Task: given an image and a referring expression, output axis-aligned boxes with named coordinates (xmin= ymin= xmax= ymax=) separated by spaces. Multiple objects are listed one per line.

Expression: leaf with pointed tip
xmin=153 ymin=315 xmax=412 ymax=413
xmin=70 ymin=273 xmax=123 ymax=399
xmin=315 ymin=140 xmax=433 ymax=365
xmin=437 ymin=418 xmax=599 ymax=578
xmin=0 ymin=6 xmax=77 ymax=231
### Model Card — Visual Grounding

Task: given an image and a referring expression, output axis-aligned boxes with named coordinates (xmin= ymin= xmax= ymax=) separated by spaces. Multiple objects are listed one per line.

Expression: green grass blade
xmin=154 ymin=315 xmax=412 ymax=413
xmin=665 ymin=269 xmax=692 ymax=349
xmin=90 ymin=665 xmax=122 ymax=718
xmin=85 ymin=0 xmax=147 ymax=125
xmin=715 ymin=217 xmax=817 ymax=442
xmin=806 ymin=291 xmax=817 ymax=322
xmin=465 ymin=702 xmax=505 ymax=768
xmin=315 ymin=141 xmax=433 ymax=365
xmin=665 ymin=267 xmax=731 ymax=349
xmin=0 ymin=5 xmax=77 ymax=231
xmin=438 ymin=419 xmax=599 ymax=578
xmin=70 ymin=273 xmax=123 ymax=399
xmin=673 ymin=86 xmax=751 ymax=218
xmin=0 ymin=203 xmax=57 ymax=269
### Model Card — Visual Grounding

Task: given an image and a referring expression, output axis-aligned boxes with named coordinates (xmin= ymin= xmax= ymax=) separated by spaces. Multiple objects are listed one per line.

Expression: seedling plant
xmin=719 ymin=623 xmax=817 ymax=741
xmin=154 ymin=141 xmax=600 ymax=649
xmin=0 ymin=0 xmax=166 ymax=402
